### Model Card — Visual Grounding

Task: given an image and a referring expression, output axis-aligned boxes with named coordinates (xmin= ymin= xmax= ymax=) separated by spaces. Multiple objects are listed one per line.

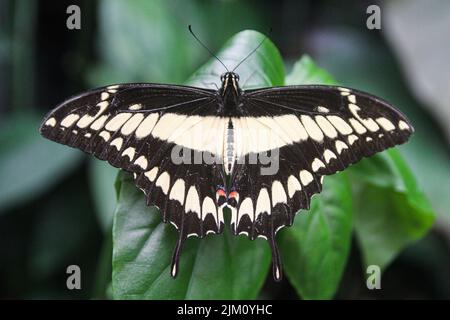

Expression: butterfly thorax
xmin=219 ymin=72 xmax=242 ymax=116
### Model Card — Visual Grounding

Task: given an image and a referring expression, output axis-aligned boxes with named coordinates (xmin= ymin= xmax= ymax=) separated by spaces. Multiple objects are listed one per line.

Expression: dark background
xmin=0 ymin=0 xmax=449 ymax=299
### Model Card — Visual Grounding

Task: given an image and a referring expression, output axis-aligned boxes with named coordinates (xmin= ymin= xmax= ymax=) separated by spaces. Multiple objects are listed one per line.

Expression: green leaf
xmin=112 ymin=172 xmax=270 ymax=299
xmin=279 ymin=174 xmax=353 ymax=299
xmin=0 ymin=114 xmax=83 ymax=213
xmin=350 ymin=149 xmax=435 ymax=270
xmin=187 ymin=30 xmax=284 ymax=89
xmin=88 ymin=160 xmax=118 ymax=232
xmin=112 ymin=30 xmax=281 ymax=299
xmin=285 ymin=55 xmax=336 ymax=86
xmin=91 ymin=0 xmax=199 ymax=85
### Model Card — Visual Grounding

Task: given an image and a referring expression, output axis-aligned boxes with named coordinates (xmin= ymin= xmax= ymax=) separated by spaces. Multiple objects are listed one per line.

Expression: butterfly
xmin=39 ymin=25 xmax=413 ymax=281
xmin=39 ymin=69 xmax=413 ymax=281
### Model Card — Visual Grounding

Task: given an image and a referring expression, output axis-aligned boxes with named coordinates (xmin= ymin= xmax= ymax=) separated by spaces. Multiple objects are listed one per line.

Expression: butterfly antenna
xmin=232 ymin=28 xmax=272 ymax=72
xmin=188 ymin=25 xmax=229 ymax=72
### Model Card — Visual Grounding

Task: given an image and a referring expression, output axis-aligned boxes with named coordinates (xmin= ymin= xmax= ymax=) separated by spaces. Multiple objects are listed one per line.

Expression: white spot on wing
xmin=287 ymin=175 xmax=302 ymax=198
xmin=61 ymin=114 xmax=80 ymax=127
xmin=349 ymin=118 xmax=367 ymax=134
xmin=348 ymin=134 xmax=358 ymax=145
xmin=121 ymin=147 xmax=136 ymax=161
xmin=155 ymin=171 xmax=170 ymax=194
xmin=101 ymin=92 xmax=109 ymax=100
xmin=327 ymin=116 xmax=353 ymax=135
xmin=339 ymin=87 xmax=350 ymax=96
xmin=323 ymin=149 xmax=337 ymax=163
xmin=105 ymin=113 xmax=132 ymax=131
xmin=311 ymin=158 xmax=325 ymax=172
xmin=145 ymin=167 xmax=158 ymax=182
xmin=169 ymin=179 xmax=185 ymax=205
xmin=398 ymin=120 xmax=409 ymax=130
xmin=135 ymin=113 xmax=159 ymax=138
xmin=317 ymin=106 xmax=329 ymax=113
xmin=315 ymin=115 xmax=338 ymax=138
xmin=121 ymin=113 xmax=145 ymax=135
xmin=349 ymin=104 xmax=379 ymax=132
xmin=271 ymin=181 xmax=287 ymax=206
xmin=110 ymin=137 xmax=123 ymax=151
xmin=335 ymin=140 xmax=348 ymax=154
xmin=99 ymin=130 xmax=110 ymax=141
xmin=347 ymin=94 xmax=356 ymax=104
xmin=255 ymin=188 xmax=271 ymax=217
xmin=134 ymin=156 xmax=148 ymax=170
xmin=299 ymin=170 xmax=314 ymax=186
xmin=45 ymin=117 xmax=56 ymax=127
xmin=77 ymin=101 xmax=109 ymax=128
xmin=185 ymin=186 xmax=201 ymax=218
xmin=90 ymin=115 xmax=109 ymax=131
xmin=376 ymin=117 xmax=395 ymax=131
xmin=301 ymin=115 xmax=324 ymax=142
xmin=238 ymin=197 xmax=254 ymax=224
xmin=129 ymin=103 xmax=142 ymax=110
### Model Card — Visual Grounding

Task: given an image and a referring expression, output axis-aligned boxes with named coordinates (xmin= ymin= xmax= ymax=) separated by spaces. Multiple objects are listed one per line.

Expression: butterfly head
xmin=220 ymin=72 xmax=240 ymax=90
xmin=220 ymin=72 xmax=241 ymax=108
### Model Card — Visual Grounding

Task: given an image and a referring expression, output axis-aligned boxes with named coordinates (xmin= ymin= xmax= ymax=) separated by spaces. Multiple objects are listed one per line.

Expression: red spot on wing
xmin=229 ymin=191 xmax=238 ymax=199
xmin=216 ymin=188 xmax=226 ymax=197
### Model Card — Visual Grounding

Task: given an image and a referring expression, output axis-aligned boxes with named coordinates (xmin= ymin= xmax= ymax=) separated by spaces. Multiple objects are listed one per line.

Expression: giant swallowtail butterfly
xmin=39 ymin=48 xmax=413 ymax=282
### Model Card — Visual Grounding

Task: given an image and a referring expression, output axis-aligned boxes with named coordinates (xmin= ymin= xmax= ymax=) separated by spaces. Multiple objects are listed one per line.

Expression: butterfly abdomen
xmin=224 ymin=119 xmax=236 ymax=175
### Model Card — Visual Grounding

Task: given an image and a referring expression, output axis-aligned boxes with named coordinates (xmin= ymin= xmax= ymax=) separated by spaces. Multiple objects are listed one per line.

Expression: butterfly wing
xmin=40 ymin=83 xmax=227 ymax=276
xmin=228 ymin=85 xmax=414 ymax=280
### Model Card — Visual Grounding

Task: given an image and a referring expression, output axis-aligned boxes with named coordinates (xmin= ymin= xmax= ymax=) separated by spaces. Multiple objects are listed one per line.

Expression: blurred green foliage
xmin=0 ymin=0 xmax=448 ymax=299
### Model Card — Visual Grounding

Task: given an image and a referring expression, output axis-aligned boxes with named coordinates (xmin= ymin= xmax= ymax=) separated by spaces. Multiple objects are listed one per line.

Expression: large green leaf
xmin=279 ymin=174 xmax=353 ymax=299
xmin=187 ymin=30 xmax=285 ymax=89
xmin=112 ymin=30 xmax=283 ymax=299
xmin=0 ymin=114 xmax=83 ymax=213
xmin=350 ymin=149 xmax=435 ymax=270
